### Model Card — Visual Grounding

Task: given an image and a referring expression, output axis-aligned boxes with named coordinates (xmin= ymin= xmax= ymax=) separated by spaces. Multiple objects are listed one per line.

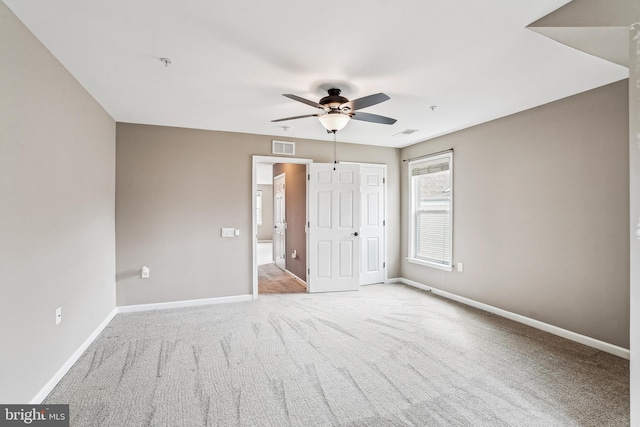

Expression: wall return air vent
xmin=272 ymin=140 xmax=295 ymax=155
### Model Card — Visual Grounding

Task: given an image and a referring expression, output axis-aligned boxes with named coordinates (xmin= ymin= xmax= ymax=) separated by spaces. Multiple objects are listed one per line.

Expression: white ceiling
xmin=4 ymin=0 xmax=628 ymax=148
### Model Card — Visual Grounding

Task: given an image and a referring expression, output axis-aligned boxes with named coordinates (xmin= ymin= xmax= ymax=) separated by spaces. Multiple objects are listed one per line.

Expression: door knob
xmin=351 ymin=232 xmax=359 ymax=236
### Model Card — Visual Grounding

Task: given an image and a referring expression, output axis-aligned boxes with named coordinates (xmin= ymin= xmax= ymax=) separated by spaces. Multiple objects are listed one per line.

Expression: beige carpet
xmin=259 ymin=263 xmax=306 ymax=294
xmin=44 ymin=284 xmax=629 ymax=426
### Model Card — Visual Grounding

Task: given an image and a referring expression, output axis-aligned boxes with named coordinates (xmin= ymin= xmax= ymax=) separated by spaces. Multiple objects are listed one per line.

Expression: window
xmin=408 ymin=151 xmax=453 ymax=271
xmin=256 ymin=190 xmax=263 ymax=226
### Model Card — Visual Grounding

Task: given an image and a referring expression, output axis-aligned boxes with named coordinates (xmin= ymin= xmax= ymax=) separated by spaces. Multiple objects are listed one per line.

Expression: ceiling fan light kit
xmin=318 ymin=111 xmax=350 ymax=132
xmin=272 ymin=88 xmax=396 ymax=133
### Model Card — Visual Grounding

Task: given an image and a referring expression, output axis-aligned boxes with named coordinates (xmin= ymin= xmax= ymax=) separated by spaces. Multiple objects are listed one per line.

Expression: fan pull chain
xmin=333 ymin=131 xmax=337 ymax=171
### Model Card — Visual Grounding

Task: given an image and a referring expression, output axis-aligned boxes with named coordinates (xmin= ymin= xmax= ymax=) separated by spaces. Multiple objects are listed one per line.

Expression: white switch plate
xmin=141 ymin=266 xmax=150 ymax=279
xmin=234 ymin=229 xmax=240 ymax=236
xmin=221 ymin=228 xmax=234 ymax=237
xmin=457 ymin=262 xmax=463 ymax=272
xmin=56 ymin=307 xmax=62 ymax=325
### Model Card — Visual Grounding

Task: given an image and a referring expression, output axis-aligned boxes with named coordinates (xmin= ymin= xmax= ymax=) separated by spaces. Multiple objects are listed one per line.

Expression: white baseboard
xmin=117 ymin=294 xmax=253 ymax=313
xmin=31 ymin=294 xmax=253 ymax=402
xmin=285 ymin=269 xmax=307 ymax=285
xmin=397 ymin=278 xmax=630 ymax=360
xmin=30 ymin=308 xmax=118 ymax=404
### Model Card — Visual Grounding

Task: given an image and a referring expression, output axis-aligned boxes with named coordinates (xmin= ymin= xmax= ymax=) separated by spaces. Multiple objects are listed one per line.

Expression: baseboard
xmin=117 ymin=294 xmax=253 ymax=313
xmin=397 ymin=278 xmax=630 ymax=360
xmin=30 ymin=308 xmax=118 ymax=404
xmin=30 ymin=294 xmax=253 ymax=402
xmin=285 ymin=269 xmax=307 ymax=285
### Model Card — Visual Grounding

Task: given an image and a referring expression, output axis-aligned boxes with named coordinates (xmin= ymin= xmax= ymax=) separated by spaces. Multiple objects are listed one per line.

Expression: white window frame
xmin=408 ymin=151 xmax=453 ymax=271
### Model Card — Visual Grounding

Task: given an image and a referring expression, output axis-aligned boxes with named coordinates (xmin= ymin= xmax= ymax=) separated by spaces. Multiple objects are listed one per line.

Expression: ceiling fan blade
xmin=283 ymin=94 xmax=324 ymax=109
xmin=342 ymin=93 xmax=390 ymax=111
xmin=350 ymin=111 xmax=397 ymax=125
xmin=271 ymin=114 xmax=320 ymax=123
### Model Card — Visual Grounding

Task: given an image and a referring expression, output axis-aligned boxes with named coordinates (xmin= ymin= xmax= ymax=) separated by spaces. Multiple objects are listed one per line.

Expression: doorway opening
xmin=252 ymin=156 xmax=387 ymax=298
xmin=252 ymin=156 xmax=312 ymax=297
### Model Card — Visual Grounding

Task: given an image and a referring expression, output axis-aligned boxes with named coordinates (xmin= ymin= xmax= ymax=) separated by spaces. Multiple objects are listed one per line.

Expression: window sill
xmin=406 ymin=257 xmax=453 ymax=272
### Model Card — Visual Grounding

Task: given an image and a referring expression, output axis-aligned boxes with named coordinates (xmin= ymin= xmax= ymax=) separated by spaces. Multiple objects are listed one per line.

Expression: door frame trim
xmin=252 ymin=155 xmax=313 ymax=299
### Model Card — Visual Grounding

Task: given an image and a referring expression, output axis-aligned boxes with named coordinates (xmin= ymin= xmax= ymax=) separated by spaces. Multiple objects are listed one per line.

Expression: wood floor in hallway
xmin=258 ymin=263 xmax=306 ymax=294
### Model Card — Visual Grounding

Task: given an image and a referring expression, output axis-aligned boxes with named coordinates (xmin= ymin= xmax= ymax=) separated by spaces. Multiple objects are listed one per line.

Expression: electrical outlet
xmin=457 ymin=262 xmax=464 ymax=272
xmin=141 ymin=266 xmax=150 ymax=279
xmin=56 ymin=307 xmax=62 ymax=325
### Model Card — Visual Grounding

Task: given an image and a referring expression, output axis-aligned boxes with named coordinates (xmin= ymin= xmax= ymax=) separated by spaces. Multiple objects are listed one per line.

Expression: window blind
xmin=411 ymin=161 xmax=450 ymax=176
xmin=416 ymin=209 xmax=450 ymax=264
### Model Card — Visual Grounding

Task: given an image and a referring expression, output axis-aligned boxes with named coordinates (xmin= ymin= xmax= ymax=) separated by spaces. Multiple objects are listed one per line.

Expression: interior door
xmin=360 ymin=165 xmax=385 ymax=285
xmin=273 ymin=173 xmax=286 ymax=271
xmin=308 ymin=163 xmax=360 ymax=293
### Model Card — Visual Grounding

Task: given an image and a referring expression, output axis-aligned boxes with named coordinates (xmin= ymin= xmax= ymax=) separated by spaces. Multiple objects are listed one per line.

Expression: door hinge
xmin=383 ymin=262 xmax=386 ymax=268
xmin=308 ymin=268 xmax=310 ymax=274
xmin=308 ymin=221 xmax=310 ymax=228
xmin=383 ymin=220 xmax=386 ymax=226
xmin=383 ymin=178 xmax=386 ymax=184
xmin=307 ymin=174 xmax=310 ymax=180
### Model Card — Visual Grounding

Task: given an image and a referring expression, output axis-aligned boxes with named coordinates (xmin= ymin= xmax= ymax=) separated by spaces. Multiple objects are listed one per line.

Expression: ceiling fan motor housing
xmin=319 ymin=88 xmax=349 ymax=109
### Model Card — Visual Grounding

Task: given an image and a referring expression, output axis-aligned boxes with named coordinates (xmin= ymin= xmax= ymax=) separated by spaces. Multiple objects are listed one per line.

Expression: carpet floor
xmin=44 ymin=284 xmax=629 ymax=426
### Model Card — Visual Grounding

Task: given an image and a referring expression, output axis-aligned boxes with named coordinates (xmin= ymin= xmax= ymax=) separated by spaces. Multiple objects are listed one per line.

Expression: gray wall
xmin=400 ymin=80 xmax=630 ymax=348
xmin=257 ymin=184 xmax=273 ymax=241
xmin=115 ymin=124 xmax=400 ymax=306
xmin=630 ymin=23 xmax=640 ymax=425
xmin=0 ymin=3 xmax=116 ymax=403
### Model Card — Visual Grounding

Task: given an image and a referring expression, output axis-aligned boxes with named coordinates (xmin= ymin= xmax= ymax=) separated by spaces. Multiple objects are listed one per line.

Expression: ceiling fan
xmin=272 ymin=88 xmax=397 ymax=133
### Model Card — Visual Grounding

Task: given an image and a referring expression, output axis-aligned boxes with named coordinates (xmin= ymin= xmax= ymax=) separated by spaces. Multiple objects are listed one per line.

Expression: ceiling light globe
xmin=319 ymin=112 xmax=350 ymax=132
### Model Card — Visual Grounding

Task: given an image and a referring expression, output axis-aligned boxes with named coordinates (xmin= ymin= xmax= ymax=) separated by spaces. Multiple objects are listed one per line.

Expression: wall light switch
xmin=457 ymin=262 xmax=463 ymax=272
xmin=221 ymin=228 xmax=234 ymax=237
xmin=234 ymin=229 xmax=240 ymax=236
xmin=141 ymin=266 xmax=150 ymax=279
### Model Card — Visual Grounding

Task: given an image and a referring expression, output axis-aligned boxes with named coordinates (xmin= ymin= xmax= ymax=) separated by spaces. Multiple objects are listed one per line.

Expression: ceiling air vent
xmin=393 ymin=129 xmax=419 ymax=136
xmin=272 ymin=140 xmax=295 ymax=155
